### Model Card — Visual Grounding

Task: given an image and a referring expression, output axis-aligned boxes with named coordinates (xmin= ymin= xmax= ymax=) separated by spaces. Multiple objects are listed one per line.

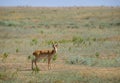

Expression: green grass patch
xmin=0 ymin=20 xmax=20 ymax=27
xmin=30 ymin=38 xmax=38 ymax=46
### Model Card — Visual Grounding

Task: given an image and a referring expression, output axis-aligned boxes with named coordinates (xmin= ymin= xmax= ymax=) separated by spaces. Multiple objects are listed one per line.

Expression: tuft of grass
xmin=52 ymin=54 xmax=58 ymax=61
xmin=32 ymin=67 xmax=40 ymax=74
xmin=11 ymin=69 xmax=19 ymax=78
xmin=30 ymin=38 xmax=38 ymax=45
xmin=72 ymin=36 xmax=85 ymax=46
xmin=45 ymin=40 xmax=58 ymax=45
xmin=0 ymin=72 xmax=9 ymax=81
xmin=27 ymin=55 xmax=35 ymax=61
xmin=2 ymin=52 xmax=9 ymax=62
xmin=92 ymin=37 xmax=97 ymax=41
xmin=16 ymin=48 xmax=19 ymax=53
xmin=95 ymin=52 xmax=100 ymax=58
xmin=58 ymin=39 xmax=71 ymax=44
xmin=40 ymin=30 xmax=44 ymax=34
xmin=67 ymin=55 xmax=120 ymax=67
xmin=68 ymin=47 xmax=72 ymax=51
xmin=46 ymin=40 xmax=54 ymax=45
xmin=0 ymin=20 xmax=20 ymax=27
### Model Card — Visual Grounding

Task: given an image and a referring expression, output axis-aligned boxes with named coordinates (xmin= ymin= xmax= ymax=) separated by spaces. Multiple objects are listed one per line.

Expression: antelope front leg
xmin=34 ymin=58 xmax=38 ymax=69
xmin=31 ymin=58 xmax=38 ymax=70
xmin=31 ymin=60 xmax=34 ymax=70
xmin=48 ymin=57 xmax=51 ymax=70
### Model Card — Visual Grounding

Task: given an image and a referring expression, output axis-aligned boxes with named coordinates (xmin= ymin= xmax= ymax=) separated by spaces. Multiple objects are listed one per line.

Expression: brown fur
xmin=32 ymin=44 xmax=58 ymax=70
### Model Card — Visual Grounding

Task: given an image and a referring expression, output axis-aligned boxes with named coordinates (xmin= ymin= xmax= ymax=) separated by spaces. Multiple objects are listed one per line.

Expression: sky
xmin=0 ymin=0 xmax=120 ymax=7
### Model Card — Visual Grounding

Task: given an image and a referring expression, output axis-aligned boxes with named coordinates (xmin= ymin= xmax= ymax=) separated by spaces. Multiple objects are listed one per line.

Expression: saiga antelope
xmin=32 ymin=43 xmax=58 ymax=70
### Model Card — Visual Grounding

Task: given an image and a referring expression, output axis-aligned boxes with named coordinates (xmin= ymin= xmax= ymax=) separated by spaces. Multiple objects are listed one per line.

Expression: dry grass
xmin=0 ymin=54 xmax=120 ymax=83
xmin=0 ymin=7 xmax=120 ymax=83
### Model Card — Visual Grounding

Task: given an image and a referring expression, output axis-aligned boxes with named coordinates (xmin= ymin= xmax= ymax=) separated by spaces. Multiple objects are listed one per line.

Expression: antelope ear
xmin=55 ymin=43 xmax=58 ymax=47
xmin=52 ymin=42 xmax=55 ymax=47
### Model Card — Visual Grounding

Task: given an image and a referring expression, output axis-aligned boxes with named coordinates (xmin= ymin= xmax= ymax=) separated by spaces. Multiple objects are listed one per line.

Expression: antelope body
xmin=32 ymin=43 xmax=58 ymax=70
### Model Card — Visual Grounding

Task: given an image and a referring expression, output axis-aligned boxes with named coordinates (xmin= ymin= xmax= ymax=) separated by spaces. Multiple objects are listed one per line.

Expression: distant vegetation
xmin=0 ymin=7 xmax=120 ymax=28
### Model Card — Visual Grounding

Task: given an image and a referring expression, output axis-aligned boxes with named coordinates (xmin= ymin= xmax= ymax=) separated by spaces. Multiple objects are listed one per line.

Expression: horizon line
xmin=0 ymin=5 xmax=120 ymax=8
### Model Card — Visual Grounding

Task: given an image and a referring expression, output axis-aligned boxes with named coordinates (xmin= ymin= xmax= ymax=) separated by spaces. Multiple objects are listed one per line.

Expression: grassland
xmin=0 ymin=7 xmax=120 ymax=83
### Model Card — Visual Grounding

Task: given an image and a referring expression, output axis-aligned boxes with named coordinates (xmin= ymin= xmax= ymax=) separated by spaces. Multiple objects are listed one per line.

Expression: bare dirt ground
xmin=0 ymin=54 xmax=120 ymax=79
